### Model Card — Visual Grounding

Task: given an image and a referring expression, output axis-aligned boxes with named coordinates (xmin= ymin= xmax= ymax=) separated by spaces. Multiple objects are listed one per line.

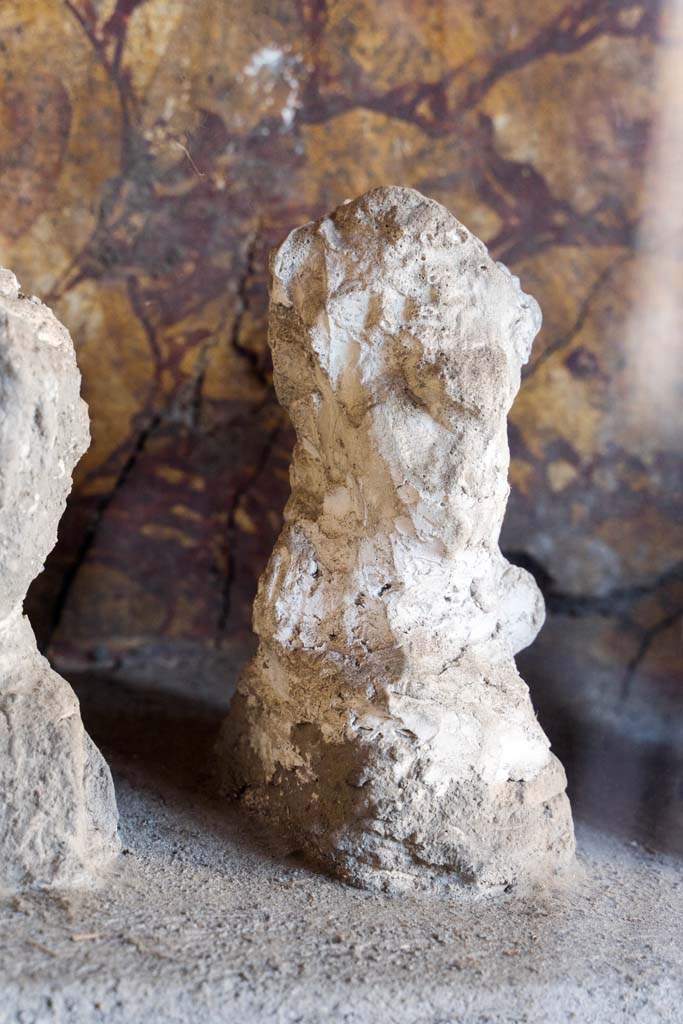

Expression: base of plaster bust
xmin=219 ymin=655 xmax=575 ymax=896
xmin=0 ymin=615 xmax=120 ymax=893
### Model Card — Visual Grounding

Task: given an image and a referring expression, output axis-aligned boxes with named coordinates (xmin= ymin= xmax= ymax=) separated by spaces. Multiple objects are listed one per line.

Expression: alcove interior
xmin=2 ymin=0 xmax=682 ymax=1014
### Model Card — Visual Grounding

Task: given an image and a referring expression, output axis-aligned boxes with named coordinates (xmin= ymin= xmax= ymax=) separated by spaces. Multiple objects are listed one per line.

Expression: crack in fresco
xmin=227 ymin=228 xmax=271 ymax=390
xmin=621 ymin=607 xmax=682 ymax=698
xmin=45 ymin=410 xmax=163 ymax=652
xmin=216 ymin=415 xmax=283 ymax=641
xmin=525 ymin=252 xmax=632 ymax=377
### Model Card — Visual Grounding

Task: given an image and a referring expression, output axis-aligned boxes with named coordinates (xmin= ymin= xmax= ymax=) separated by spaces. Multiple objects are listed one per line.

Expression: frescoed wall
xmin=1 ymin=0 xmax=680 ymax=748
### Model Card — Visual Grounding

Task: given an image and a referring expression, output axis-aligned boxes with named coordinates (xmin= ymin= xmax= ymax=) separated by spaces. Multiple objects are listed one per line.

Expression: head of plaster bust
xmin=269 ymin=186 xmax=541 ymax=434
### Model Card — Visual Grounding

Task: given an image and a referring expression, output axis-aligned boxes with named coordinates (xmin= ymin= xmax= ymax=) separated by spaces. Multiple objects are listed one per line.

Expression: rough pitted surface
xmin=220 ymin=187 xmax=575 ymax=894
xmin=0 ymin=269 xmax=119 ymax=892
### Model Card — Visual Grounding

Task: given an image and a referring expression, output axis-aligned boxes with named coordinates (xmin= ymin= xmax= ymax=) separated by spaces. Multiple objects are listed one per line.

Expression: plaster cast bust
xmin=0 ymin=269 xmax=119 ymax=891
xmin=220 ymin=187 xmax=575 ymax=894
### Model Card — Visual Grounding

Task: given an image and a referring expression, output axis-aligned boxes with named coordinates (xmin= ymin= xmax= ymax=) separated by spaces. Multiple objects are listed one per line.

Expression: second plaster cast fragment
xmin=0 ymin=269 xmax=119 ymax=892
xmin=220 ymin=187 xmax=575 ymax=893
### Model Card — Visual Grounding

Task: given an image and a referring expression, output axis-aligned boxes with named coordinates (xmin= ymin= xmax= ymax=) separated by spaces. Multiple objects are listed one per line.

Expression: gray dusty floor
xmin=1 ymin=679 xmax=681 ymax=1024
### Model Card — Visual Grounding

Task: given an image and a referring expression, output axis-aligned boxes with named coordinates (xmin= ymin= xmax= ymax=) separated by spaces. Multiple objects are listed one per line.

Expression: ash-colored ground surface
xmin=1 ymin=679 xmax=681 ymax=1024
